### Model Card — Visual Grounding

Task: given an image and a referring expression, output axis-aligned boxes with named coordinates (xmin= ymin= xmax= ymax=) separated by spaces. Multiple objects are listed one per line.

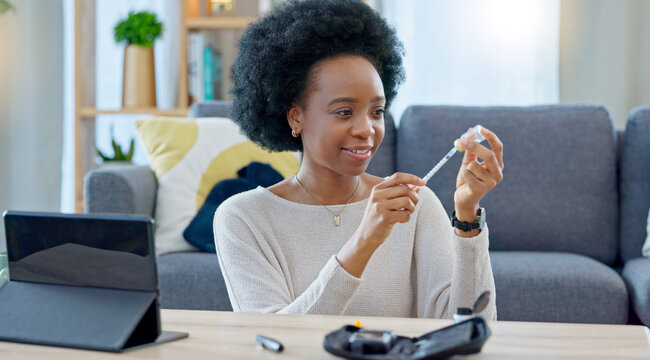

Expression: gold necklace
xmin=294 ymin=174 xmax=360 ymax=226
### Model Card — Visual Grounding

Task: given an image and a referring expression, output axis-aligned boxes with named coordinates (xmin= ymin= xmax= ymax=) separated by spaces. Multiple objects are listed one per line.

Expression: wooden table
xmin=1 ymin=310 xmax=649 ymax=359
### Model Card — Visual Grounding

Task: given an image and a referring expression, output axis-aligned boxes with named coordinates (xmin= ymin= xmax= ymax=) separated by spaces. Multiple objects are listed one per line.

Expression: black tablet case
xmin=0 ymin=212 xmax=188 ymax=352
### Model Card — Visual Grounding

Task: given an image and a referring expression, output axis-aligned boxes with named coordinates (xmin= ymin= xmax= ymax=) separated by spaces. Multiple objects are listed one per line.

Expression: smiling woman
xmin=213 ymin=0 xmax=503 ymax=319
xmin=287 ymin=55 xmax=387 ymax=188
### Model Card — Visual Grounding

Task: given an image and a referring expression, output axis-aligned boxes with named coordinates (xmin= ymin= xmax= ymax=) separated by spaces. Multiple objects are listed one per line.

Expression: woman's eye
xmin=373 ymin=108 xmax=385 ymax=117
xmin=336 ymin=109 xmax=352 ymax=116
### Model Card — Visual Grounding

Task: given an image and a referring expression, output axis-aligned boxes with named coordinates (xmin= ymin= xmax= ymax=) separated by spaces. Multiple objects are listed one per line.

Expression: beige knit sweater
xmin=214 ymin=185 xmax=496 ymax=320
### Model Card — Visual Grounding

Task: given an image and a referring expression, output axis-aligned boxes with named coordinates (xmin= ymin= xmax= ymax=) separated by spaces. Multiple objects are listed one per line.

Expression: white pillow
xmin=135 ymin=117 xmax=301 ymax=256
xmin=642 ymin=207 xmax=650 ymax=258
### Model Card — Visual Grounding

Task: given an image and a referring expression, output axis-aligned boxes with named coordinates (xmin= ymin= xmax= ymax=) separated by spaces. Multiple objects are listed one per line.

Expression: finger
xmin=381 ymin=197 xmax=416 ymax=213
xmin=374 ymin=184 xmax=419 ymax=204
xmin=480 ymin=127 xmax=504 ymax=170
xmin=391 ymin=210 xmax=412 ymax=224
xmin=461 ymin=145 xmax=477 ymax=165
xmin=460 ymin=140 xmax=500 ymax=175
xmin=381 ymin=208 xmax=413 ymax=224
xmin=376 ymin=172 xmax=425 ymax=190
xmin=396 ymin=197 xmax=416 ymax=213
xmin=461 ymin=127 xmax=477 ymax=165
xmin=465 ymin=161 xmax=500 ymax=186
xmin=460 ymin=167 xmax=488 ymax=193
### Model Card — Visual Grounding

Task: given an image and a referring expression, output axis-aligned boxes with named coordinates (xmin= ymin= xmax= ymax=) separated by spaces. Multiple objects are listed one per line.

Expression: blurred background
xmin=0 ymin=0 xmax=649 ymax=251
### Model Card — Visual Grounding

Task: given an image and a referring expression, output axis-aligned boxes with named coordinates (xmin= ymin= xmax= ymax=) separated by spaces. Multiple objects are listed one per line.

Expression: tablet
xmin=3 ymin=211 xmax=158 ymax=292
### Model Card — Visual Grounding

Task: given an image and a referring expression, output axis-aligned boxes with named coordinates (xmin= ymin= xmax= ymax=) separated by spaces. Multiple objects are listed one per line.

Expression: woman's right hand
xmin=336 ymin=172 xmax=424 ymax=278
xmin=356 ymin=172 xmax=425 ymax=247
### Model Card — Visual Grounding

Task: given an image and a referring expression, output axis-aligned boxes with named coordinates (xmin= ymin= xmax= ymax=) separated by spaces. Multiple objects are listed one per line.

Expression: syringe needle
xmin=422 ymin=147 xmax=457 ymax=184
xmin=419 ymin=125 xmax=486 ymax=186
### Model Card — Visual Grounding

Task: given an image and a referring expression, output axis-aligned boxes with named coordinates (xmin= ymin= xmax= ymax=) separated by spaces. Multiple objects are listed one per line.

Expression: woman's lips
xmin=341 ymin=147 xmax=372 ymax=161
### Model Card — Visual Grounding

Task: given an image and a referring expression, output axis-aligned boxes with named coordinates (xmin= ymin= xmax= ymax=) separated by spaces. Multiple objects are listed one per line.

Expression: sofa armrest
xmin=84 ymin=165 xmax=157 ymax=216
xmin=622 ymin=257 xmax=650 ymax=326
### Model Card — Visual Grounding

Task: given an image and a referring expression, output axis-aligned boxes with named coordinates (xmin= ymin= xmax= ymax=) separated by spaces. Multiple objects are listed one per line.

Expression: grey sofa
xmin=85 ymin=101 xmax=650 ymax=326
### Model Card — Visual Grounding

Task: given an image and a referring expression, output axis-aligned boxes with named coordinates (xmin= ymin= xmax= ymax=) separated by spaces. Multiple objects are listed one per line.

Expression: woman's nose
xmin=351 ymin=115 xmax=375 ymax=137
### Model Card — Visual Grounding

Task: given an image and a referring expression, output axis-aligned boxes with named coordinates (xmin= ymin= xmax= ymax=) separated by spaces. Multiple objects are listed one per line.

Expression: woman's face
xmin=290 ymin=55 xmax=386 ymax=177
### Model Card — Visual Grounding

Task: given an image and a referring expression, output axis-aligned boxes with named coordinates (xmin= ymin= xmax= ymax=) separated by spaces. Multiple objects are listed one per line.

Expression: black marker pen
xmin=256 ymin=334 xmax=284 ymax=352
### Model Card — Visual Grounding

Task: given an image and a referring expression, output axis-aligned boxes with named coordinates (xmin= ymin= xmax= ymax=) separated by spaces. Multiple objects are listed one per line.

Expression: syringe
xmin=421 ymin=125 xmax=486 ymax=184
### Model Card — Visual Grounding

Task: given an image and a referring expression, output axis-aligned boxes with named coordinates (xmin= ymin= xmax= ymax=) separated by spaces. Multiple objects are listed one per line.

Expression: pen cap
xmin=256 ymin=334 xmax=284 ymax=352
xmin=453 ymin=307 xmax=474 ymax=323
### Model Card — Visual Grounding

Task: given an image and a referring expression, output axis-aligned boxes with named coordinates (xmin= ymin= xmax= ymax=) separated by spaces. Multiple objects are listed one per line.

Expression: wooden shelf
xmin=185 ymin=16 xmax=255 ymax=30
xmin=79 ymin=107 xmax=189 ymax=118
xmin=73 ymin=1 xmax=259 ymax=212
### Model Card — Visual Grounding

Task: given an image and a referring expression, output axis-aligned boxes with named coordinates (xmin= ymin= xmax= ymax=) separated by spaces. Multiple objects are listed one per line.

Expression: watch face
xmin=478 ymin=208 xmax=486 ymax=229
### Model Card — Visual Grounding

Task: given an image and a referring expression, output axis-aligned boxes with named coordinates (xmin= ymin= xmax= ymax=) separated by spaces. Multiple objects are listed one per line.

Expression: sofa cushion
xmin=622 ymin=257 xmax=650 ymax=326
xmin=490 ymin=251 xmax=628 ymax=324
xmin=135 ymin=117 xmax=300 ymax=255
xmin=157 ymin=252 xmax=232 ymax=311
xmin=620 ymin=107 xmax=650 ymax=262
xmin=184 ymin=162 xmax=284 ymax=252
xmin=397 ymin=104 xmax=619 ymax=265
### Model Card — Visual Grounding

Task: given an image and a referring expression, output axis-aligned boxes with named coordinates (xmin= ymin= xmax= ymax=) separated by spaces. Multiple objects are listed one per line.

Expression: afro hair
xmin=229 ymin=0 xmax=405 ymax=152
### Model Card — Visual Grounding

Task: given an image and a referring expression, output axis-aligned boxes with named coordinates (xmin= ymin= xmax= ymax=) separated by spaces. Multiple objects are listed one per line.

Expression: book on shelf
xmin=188 ymin=32 xmax=224 ymax=103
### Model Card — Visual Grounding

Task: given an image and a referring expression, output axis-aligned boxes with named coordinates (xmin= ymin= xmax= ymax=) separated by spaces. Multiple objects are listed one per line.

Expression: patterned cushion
xmin=135 ymin=117 xmax=300 ymax=255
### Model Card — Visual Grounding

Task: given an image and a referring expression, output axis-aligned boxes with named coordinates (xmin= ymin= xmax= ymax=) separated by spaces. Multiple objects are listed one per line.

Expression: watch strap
xmin=451 ymin=208 xmax=485 ymax=231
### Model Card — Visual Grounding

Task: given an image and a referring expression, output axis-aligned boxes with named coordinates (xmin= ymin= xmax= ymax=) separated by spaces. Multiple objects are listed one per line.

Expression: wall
xmin=560 ymin=0 xmax=650 ymax=129
xmin=0 ymin=1 xmax=64 ymax=252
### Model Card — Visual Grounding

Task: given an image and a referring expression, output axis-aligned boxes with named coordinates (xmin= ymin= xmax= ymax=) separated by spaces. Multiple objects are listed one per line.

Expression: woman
xmin=214 ymin=0 xmax=503 ymax=319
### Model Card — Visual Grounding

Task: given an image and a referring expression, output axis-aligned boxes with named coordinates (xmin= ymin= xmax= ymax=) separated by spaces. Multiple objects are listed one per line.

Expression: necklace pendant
xmin=334 ymin=215 xmax=341 ymax=226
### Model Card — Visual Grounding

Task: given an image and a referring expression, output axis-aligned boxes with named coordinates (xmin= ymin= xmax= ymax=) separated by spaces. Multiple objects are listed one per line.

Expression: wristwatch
xmin=451 ymin=207 xmax=486 ymax=232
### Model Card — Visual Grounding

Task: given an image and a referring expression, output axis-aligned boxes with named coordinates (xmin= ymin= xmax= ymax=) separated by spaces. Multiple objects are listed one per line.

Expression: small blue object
xmin=183 ymin=162 xmax=284 ymax=252
xmin=203 ymin=47 xmax=214 ymax=100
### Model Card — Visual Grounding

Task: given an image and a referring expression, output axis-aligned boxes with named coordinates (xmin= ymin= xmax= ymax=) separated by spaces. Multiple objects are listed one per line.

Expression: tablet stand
xmin=0 ymin=281 xmax=187 ymax=352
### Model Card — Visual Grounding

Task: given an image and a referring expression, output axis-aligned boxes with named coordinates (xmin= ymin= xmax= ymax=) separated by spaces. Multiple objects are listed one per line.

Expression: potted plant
xmin=96 ymin=126 xmax=135 ymax=166
xmin=114 ymin=11 xmax=163 ymax=108
xmin=0 ymin=0 xmax=14 ymax=15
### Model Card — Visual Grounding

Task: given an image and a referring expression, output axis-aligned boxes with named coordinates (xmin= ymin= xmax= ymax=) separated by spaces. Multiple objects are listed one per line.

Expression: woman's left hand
xmin=453 ymin=127 xmax=504 ymax=223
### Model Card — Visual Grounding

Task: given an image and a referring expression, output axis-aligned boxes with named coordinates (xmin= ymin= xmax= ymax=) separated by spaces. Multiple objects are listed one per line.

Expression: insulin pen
xmin=420 ymin=125 xmax=487 ymax=184
xmin=256 ymin=334 xmax=284 ymax=352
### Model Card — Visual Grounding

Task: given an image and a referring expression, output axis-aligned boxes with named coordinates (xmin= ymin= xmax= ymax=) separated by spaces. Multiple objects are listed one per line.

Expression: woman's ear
xmin=287 ymin=103 xmax=303 ymax=136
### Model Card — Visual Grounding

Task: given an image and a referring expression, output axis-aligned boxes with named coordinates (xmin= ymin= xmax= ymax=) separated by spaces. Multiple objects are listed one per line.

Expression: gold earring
xmin=292 ymin=129 xmax=299 ymax=137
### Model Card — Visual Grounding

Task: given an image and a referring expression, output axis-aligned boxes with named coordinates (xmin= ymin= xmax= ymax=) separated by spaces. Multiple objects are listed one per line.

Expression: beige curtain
xmin=560 ymin=0 xmax=650 ymax=129
xmin=0 ymin=0 xmax=64 ymax=251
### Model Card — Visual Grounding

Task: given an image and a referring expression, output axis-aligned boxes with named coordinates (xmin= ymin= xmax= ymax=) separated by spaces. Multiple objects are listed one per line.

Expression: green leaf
xmin=100 ymin=128 xmax=135 ymax=162
xmin=111 ymin=138 xmax=121 ymax=158
xmin=97 ymin=148 xmax=110 ymax=161
xmin=114 ymin=11 xmax=163 ymax=47
xmin=0 ymin=0 xmax=14 ymax=16
xmin=125 ymin=139 xmax=135 ymax=161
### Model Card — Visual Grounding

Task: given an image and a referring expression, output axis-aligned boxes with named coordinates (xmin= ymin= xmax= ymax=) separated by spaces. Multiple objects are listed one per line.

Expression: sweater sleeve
xmin=213 ymin=200 xmax=362 ymax=315
xmin=412 ymin=187 xmax=497 ymax=320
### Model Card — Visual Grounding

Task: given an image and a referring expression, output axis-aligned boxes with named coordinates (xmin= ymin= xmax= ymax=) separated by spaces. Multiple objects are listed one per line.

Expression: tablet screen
xmin=3 ymin=212 xmax=158 ymax=292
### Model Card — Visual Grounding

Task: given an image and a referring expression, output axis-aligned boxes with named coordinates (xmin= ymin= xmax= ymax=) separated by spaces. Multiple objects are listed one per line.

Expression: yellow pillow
xmin=135 ymin=117 xmax=300 ymax=255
